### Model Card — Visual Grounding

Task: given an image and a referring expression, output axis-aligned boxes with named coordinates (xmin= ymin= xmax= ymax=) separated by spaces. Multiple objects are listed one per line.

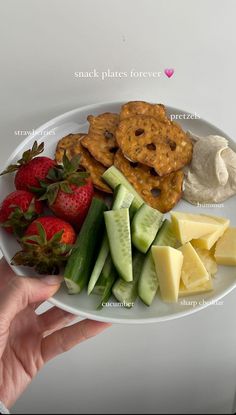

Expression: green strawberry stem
xmin=0 ymin=199 xmax=40 ymax=238
xmin=38 ymin=152 xmax=90 ymax=205
xmin=0 ymin=141 xmax=44 ymax=176
xmin=12 ymin=223 xmax=74 ymax=275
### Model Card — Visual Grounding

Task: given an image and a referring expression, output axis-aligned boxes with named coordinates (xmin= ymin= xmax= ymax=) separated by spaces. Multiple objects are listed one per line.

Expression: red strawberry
xmin=15 ymin=156 xmax=56 ymax=191
xmin=0 ymin=141 xmax=55 ymax=191
xmin=25 ymin=216 xmax=76 ymax=245
xmin=50 ymin=181 xmax=94 ymax=229
xmin=12 ymin=216 xmax=76 ymax=275
xmin=0 ymin=190 xmax=43 ymax=236
xmin=40 ymin=153 xmax=94 ymax=228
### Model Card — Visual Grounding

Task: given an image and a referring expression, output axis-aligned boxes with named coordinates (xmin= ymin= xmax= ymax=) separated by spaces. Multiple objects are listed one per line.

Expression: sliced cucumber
xmin=93 ymin=255 xmax=115 ymax=295
xmin=64 ymin=198 xmax=107 ymax=294
xmin=102 ymin=166 xmax=144 ymax=211
xmin=131 ymin=204 xmax=163 ymax=253
xmin=112 ymin=251 xmax=145 ymax=308
xmin=104 ymin=208 xmax=133 ymax=282
xmin=138 ymin=220 xmax=178 ymax=306
xmin=88 ymin=185 xmax=134 ymax=295
xmin=95 ymin=255 xmax=117 ymax=309
xmin=112 ymin=184 xmax=134 ymax=210
xmin=87 ymin=234 xmax=109 ymax=295
xmin=129 ymin=203 xmax=138 ymax=221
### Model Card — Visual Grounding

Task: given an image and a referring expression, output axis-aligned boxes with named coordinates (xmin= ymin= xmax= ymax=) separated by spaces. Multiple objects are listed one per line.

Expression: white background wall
xmin=0 ymin=0 xmax=236 ymax=413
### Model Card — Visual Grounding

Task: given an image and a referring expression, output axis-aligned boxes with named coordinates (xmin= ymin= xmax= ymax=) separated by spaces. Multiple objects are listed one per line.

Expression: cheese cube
xmin=151 ymin=246 xmax=183 ymax=303
xmin=215 ymin=228 xmax=236 ymax=265
xmin=178 ymin=242 xmax=210 ymax=289
xmin=171 ymin=212 xmax=223 ymax=244
xmin=192 ymin=217 xmax=230 ymax=250
xmin=193 ymin=247 xmax=218 ymax=276
xmin=179 ymin=277 xmax=213 ymax=297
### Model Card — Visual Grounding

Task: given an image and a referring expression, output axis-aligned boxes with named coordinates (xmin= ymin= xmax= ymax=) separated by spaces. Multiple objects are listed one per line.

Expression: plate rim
xmin=49 ymin=283 xmax=235 ymax=324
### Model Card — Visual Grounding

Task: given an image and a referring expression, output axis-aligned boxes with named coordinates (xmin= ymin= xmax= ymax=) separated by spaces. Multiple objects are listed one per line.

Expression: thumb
xmin=0 ymin=275 xmax=62 ymax=338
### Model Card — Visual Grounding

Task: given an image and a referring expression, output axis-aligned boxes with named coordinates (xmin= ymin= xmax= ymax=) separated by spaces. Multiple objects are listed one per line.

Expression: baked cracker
xmin=120 ymin=101 xmax=169 ymax=122
xmin=55 ymin=133 xmax=112 ymax=193
xmin=116 ymin=115 xmax=193 ymax=176
xmin=81 ymin=112 xmax=120 ymax=167
xmin=114 ymin=150 xmax=184 ymax=213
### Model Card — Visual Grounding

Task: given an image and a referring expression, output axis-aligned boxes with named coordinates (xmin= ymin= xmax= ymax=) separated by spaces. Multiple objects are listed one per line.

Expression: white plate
xmin=0 ymin=101 xmax=236 ymax=324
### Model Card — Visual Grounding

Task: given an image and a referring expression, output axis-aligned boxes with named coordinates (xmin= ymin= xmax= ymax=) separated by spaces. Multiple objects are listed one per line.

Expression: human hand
xmin=0 ymin=258 xmax=111 ymax=409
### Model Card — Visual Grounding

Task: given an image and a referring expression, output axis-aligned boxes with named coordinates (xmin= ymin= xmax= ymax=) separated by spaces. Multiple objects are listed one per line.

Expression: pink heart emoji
xmin=164 ymin=68 xmax=175 ymax=78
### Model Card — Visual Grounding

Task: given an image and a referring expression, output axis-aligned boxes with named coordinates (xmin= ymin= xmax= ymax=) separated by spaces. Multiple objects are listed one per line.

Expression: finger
xmin=0 ymin=257 xmax=15 ymax=291
xmin=41 ymin=319 xmax=111 ymax=362
xmin=0 ymin=274 xmax=63 ymax=357
xmin=38 ymin=306 xmax=76 ymax=335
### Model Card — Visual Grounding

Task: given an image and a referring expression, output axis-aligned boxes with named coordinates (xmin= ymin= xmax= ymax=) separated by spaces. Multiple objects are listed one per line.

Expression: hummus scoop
xmin=183 ymin=132 xmax=236 ymax=204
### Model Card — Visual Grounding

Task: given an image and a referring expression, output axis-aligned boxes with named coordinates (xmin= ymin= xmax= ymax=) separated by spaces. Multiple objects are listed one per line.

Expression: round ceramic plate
xmin=0 ymin=101 xmax=235 ymax=324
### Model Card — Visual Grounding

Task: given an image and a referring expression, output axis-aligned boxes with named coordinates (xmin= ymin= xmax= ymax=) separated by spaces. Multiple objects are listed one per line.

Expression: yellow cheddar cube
xmin=193 ymin=247 xmax=218 ymax=276
xmin=178 ymin=242 xmax=210 ymax=289
xmin=179 ymin=277 xmax=213 ymax=297
xmin=215 ymin=228 xmax=236 ymax=266
xmin=151 ymin=246 xmax=183 ymax=303
xmin=171 ymin=212 xmax=223 ymax=244
xmin=192 ymin=217 xmax=230 ymax=250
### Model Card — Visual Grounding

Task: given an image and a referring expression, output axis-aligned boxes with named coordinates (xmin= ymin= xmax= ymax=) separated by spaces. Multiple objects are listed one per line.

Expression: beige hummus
xmin=183 ymin=132 xmax=236 ymax=204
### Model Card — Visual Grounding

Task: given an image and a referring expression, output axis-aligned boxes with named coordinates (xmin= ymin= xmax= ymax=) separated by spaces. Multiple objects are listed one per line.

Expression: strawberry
xmin=0 ymin=141 xmax=55 ymax=191
xmin=39 ymin=153 xmax=94 ymax=229
xmin=12 ymin=216 xmax=76 ymax=275
xmin=50 ymin=181 xmax=94 ymax=229
xmin=0 ymin=190 xmax=43 ymax=237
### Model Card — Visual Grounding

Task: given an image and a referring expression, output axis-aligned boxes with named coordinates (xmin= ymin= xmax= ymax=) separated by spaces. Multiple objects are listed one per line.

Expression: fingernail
xmin=41 ymin=275 xmax=64 ymax=286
